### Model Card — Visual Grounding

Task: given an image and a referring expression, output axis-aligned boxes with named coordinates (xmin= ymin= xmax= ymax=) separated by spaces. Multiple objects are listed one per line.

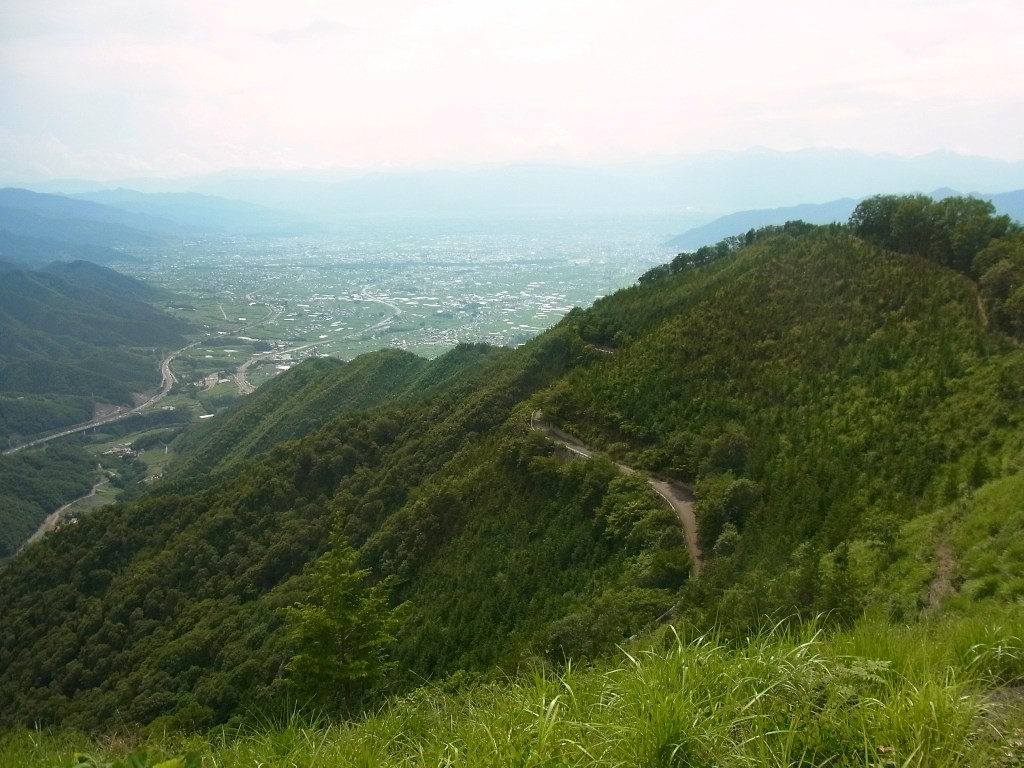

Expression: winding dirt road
xmin=531 ymin=411 xmax=703 ymax=576
xmin=648 ymin=479 xmax=703 ymax=576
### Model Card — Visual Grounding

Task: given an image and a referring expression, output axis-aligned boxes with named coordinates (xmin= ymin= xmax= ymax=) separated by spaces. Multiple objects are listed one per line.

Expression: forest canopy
xmin=2 ymin=195 xmax=1024 ymax=734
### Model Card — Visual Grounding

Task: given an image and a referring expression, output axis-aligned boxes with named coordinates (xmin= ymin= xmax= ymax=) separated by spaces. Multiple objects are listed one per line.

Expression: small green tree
xmin=282 ymin=533 xmax=404 ymax=713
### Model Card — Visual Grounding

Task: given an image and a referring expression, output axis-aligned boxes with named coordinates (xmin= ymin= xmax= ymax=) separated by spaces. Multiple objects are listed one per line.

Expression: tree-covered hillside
xmin=0 ymin=259 xmax=194 ymax=560
xmin=547 ymin=225 xmax=1023 ymax=626
xmin=167 ymin=343 xmax=508 ymax=482
xmin=0 ymin=260 xmax=191 ymax=441
xmin=2 ymin=195 xmax=1023 ymax=737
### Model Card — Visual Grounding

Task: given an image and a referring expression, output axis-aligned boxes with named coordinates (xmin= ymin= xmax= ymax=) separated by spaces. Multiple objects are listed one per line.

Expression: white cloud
xmin=1 ymin=0 xmax=1022 ymax=179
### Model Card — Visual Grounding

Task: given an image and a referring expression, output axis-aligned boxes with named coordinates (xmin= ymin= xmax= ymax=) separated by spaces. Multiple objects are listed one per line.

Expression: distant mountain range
xmin=0 ymin=187 xmax=166 ymax=249
xmin=665 ymin=188 xmax=1024 ymax=250
xmin=3 ymin=148 xmax=1022 ymax=247
xmin=12 ymin=148 xmax=1024 ymax=223
xmin=69 ymin=188 xmax=316 ymax=234
xmin=0 ymin=187 xmax=311 ymax=266
xmin=665 ymin=198 xmax=861 ymax=250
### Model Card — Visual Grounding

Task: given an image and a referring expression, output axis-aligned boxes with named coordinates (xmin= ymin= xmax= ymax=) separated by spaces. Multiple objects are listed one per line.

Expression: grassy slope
xmin=6 ymin=609 xmax=1024 ymax=767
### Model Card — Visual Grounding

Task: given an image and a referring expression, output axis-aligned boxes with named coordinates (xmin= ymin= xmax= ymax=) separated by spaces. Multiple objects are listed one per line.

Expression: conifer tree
xmin=282 ymin=533 xmax=403 ymax=713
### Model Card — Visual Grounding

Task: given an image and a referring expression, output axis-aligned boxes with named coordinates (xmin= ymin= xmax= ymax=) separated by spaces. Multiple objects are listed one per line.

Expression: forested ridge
xmin=0 ymin=259 xmax=191 ymax=436
xmin=0 ymin=259 xmax=194 ymax=561
xmin=3 ymin=195 xmax=1024 ymax=746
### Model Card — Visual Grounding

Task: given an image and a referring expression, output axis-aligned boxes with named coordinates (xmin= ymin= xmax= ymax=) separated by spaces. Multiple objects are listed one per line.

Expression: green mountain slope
xmin=167 ymin=343 xmax=507 ymax=481
xmin=545 ymin=227 xmax=1024 ymax=625
xmin=0 ymin=260 xmax=195 ymax=558
xmin=1 ymin=196 xmax=1023 ymax=733
xmin=0 ymin=324 xmax=608 ymax=728
xmin=0 ymin=260 xmax=190 ymax=417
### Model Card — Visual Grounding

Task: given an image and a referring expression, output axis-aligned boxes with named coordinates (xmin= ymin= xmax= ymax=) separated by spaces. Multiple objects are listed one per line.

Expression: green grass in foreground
xmin=5 ymin=611 xmax=1024 ymax=767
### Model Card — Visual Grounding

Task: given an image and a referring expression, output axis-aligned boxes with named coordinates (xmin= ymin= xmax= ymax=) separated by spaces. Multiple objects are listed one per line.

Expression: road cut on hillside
xmin=531 ymin=410 xmax=703 ymax=577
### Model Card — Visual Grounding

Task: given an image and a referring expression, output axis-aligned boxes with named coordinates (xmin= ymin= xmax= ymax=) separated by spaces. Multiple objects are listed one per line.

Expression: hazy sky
xmin=1 ymin=0 xmax=1022 ymax=180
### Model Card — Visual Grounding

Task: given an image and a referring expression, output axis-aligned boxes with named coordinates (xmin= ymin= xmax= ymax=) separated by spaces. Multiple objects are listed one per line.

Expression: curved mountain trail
xmin=532 ymin=411 xmax=703 ymax=577
xmin=647 ymin=479 xmax=703 ymax=577
xmin=976 ymin=290 xmax=990 ymax=329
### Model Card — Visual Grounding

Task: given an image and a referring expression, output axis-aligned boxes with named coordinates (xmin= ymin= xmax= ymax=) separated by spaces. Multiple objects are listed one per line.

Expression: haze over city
xmin=2 ymin=0 xmax=1023 ymax=183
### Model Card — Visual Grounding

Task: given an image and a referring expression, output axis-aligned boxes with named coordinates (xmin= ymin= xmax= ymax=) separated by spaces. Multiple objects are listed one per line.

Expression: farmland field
xmin=124 ymin=216 xmax=682 ymax=383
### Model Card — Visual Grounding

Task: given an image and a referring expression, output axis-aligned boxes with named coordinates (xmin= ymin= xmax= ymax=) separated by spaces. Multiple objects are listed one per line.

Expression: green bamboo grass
xmin=6 ymin=610 xmax=1024 ymax=767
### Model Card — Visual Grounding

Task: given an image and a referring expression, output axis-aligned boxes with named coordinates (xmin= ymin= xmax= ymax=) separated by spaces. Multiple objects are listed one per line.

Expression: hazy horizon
xmin=2 ymin=1 xmax=1023 ymax=183
xmin=9 ymin=147 xmax=1022 ymax=227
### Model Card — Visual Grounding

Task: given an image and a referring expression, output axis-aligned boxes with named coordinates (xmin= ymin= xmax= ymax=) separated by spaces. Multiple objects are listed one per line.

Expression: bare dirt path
xmin=532 ymin=411 xmax=703 ymax=576
xmin=648 ymin=479 xmax=703 ymax=576
xmin=976 ymin=291 xmax=990 ymax=329
xmin=928 ymin=540 xmax=957 ymax=607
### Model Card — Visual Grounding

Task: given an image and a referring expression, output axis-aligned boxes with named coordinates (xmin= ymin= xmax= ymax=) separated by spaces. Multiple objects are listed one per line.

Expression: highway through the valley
xmin=5 ymin=287 xmax=401 ymax=450
xmin=232 ymin=289 xmax=402 ymax=395
xmin=2 ymin=341 xmax=199 ymax=456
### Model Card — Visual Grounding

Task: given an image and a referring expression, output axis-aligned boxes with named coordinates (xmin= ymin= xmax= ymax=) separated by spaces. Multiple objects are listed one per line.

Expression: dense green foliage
xmin=2 ymin=195 xmax=1024 ymax=747
xmin=282 ymin=533 xmax=403 ymax=712
xmin=975 ymin=230 xmax=1024 ymax=338
xmin=850 ymin=194 xmax=1024 ymax=339
xmin=544 ymin=221 xmax=1024 ymax=629
xmin=168 ymin=343 xmax=505 ymax=480
xmin=374 ymin=428 xmax=685 ymax=678
xmin=0 ymin=326 xmax=637 ymax=729
xmin=639 ymin=219 xmax=821 ymax=283
xmin=0 ymin=444 xmax=97 ymax=558
xmin=849 ymin=193 xmax=1014 ymax=273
